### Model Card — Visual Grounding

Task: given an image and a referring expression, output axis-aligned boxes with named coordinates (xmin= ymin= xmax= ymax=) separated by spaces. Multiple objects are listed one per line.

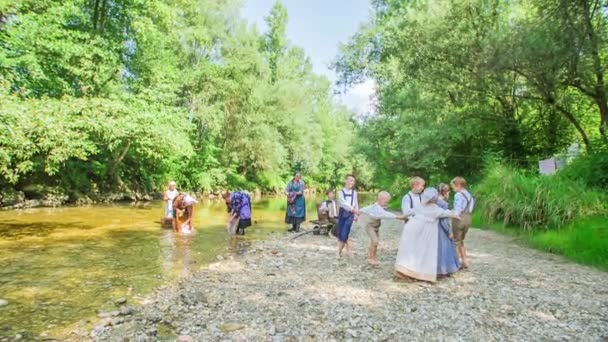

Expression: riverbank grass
xmin=473 ymin=214 xmax=608 ymax=271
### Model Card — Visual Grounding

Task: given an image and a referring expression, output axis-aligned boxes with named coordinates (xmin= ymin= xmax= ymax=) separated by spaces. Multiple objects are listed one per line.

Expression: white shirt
xmin=319 ymin=200 xmax=338 ymax=218
xmin=401 ymin=191 xmax=422 ymax=217
xmin=166 ymin=189 xmax=178 ymax=202
xmin=454 ymin=189 xmax=475 ymax=214
xmin=338 ymin=188 xmax=358 ymax=212
xmin=360 ymin=203 xmax=397 ymax=219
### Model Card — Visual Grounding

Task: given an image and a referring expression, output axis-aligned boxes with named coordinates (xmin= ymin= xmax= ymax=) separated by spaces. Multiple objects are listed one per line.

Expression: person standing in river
xmin=164 ymin=181 xmax=179 ymax=230
xmin=173 ymin=193 xmax=197 ymax=233
xmin=285 ymin=172 xmax=306 ymax=232
xmin=223 ymin=191 xmax=252 ymax=236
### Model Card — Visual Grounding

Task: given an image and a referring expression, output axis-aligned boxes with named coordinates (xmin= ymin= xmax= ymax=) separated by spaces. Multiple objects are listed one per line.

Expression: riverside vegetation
xmin=0 ymin=0 xmax=373 ymax=208
xmin=0 ymin=1 xmax=607 ymax=266
xmin=335 ymin=0 xmax=608 ymax=269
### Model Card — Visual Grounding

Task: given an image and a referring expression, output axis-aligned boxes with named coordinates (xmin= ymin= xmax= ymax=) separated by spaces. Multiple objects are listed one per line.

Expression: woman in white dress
xmin=394 ymin=187 xmax=460 ymax=282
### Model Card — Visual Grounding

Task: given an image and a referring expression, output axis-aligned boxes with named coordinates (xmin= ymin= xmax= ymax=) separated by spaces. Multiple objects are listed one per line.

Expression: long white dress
xmin=394 ymin=203 xmax=459 ymax=282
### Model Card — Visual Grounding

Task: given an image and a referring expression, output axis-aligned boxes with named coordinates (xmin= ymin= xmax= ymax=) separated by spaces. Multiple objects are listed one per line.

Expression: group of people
xmin=163 ymin=181 xmax=254 ymax=236
xmin=319 ymin=174 xmax=474 ymax=283
xmin=163 ymin=172 xmax=475 ymax=283
xmin=163 ymin=181 xmax=197 ymax=233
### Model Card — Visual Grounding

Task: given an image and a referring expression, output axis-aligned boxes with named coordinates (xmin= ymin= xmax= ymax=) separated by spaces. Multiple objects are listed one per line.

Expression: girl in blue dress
xmin=436 ymin=183 xmax=460 ymax=276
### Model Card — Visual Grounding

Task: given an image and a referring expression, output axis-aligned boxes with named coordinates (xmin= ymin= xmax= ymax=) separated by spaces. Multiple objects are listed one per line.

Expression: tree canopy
xmin=335 ymin=0 xmax=608 ymax=188
xmin=0 ymin=0 xmax=370 ymax=197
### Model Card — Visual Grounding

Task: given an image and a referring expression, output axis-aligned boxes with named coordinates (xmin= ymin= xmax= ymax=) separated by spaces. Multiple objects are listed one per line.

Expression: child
xmin=359 ymin=191 xmax=405 ymax=266
xmin=401 ymin=176 xmax=425 ymax=219
xmin=436 ymin=183 xmax=460 ymax=276
xmin=337 ymin=175 xmax=359 ymax=258
xmin=319 ymin=189 xmax=338 ymax=225
xmin=223 ymin=191 xmax=252 ymax=236
xmin=394 ymin=187 xmax=460 ymax=282
xmin=450 ymin=177 xmax=475 ymax=269
xmin=173 ymin=193 xmax=197 ymax=233
xmin=163 ymin=181 xmax=179 ymax=230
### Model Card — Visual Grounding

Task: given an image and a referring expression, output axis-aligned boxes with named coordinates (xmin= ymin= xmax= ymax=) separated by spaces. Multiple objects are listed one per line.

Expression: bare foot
xmin=368 ymin=259 xmax=378 ymax=267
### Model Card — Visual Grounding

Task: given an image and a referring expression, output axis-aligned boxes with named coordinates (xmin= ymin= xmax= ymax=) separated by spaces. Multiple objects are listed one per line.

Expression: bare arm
xmin=438 ymin=209 xmax=461 ymax=219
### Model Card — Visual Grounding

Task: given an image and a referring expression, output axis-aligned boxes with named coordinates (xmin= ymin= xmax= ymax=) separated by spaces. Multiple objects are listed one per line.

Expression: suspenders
xmin=459 ymin=191 xmax=472 ymax=214
xmin=406 ymin=192 xmax=421 ymax=209
xmin=341 ymin=189 xmax=355 ymax=207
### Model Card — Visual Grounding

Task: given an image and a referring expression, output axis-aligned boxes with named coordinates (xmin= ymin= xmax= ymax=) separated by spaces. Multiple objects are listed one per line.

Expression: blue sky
xmin=241 ymin=0 xmax=376 ymax=114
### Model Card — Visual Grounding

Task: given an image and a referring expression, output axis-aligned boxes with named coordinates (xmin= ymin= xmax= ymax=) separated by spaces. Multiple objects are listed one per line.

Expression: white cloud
xmin=338 ymin=79 xmax=377 ymax=117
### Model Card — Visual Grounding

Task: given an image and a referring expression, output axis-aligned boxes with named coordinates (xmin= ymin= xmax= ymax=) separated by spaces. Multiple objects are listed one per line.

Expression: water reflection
xmin=0 ymin=194 xmax=374 ymax=338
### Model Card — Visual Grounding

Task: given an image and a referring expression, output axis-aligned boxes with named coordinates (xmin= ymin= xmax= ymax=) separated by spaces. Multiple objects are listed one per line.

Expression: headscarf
xmin=183 ymin=195 xmax=198 ymax=206
xmin=421 ymin=187 xmax=438 ymax=204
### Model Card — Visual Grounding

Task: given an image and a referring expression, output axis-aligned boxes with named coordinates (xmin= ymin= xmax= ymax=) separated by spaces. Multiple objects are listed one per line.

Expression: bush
xmin=558 ymin=151 xmax=608 ymax=189
xmin=475 ymin=161 xmax=607 ymax=230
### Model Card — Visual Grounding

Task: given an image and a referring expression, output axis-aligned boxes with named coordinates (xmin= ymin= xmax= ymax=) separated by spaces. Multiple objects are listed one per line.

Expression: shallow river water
xmin=0 ymin=195 xmax=346 ymax=338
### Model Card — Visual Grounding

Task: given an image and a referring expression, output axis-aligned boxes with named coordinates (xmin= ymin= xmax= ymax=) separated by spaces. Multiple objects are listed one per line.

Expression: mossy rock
xmin=21 ymin=184 xmax=53 ymax=199
xmin=0 ymin=189 xmax=25 ymax=206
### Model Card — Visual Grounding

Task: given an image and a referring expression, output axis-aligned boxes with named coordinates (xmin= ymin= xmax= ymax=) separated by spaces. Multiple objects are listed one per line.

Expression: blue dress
xmin=437 ymin=198 xmax=460 ymax=275
xmin=285 ymin=180 xmax=306 ymax=225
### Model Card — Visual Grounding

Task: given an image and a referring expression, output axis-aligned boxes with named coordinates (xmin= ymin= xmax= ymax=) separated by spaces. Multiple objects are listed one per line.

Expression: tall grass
xmin=474 ymin=162 xmax=607 ymax=230
xmin=473 ymin=213 xmax=608 ymax=270
xmin=528 ymin=217 xmax=608 ymax=270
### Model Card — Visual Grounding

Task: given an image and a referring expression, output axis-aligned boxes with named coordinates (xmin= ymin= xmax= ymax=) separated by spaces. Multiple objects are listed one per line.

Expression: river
xmin=0 ymin=195 xmax=356 ymax=339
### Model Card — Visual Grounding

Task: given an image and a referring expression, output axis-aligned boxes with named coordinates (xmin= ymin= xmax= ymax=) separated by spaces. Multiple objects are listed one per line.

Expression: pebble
xmin=115 ymin=297 xmax=128 ymax=305
xmin=221 ymin=323 xmax=245 ymax=332
xmin=94 ymin=223 xmax=608 ymax=340
xmin=119 ymin=306 xmax=136 ymax=316
xmin=0 ymin=299 xmax=7 ymax=307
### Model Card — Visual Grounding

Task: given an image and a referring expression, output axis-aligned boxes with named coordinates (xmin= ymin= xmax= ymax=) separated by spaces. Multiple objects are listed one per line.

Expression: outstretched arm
xmin=438 ymin=209 xmax=461 ymax=219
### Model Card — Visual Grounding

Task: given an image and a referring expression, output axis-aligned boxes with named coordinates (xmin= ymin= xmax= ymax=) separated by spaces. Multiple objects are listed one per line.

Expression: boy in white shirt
xmin=337 ymin=175 xmax=359 ymax=258
xmin=401 ymin=177 xmax=425 ymax=219
xmin=360 ymin=191 xmax=405 ymax=266
xmin=451 ymin=177 xmax=475 ymax=269
xmin=319 ymin=189 xmax=338 ymax=225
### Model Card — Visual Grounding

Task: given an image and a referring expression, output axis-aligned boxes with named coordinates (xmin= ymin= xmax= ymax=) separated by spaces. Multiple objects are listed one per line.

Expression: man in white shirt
xmin=451 ymin=177 xmax=475 ymax=269
xmin=401 ymin=176 xmax=425 ymax=219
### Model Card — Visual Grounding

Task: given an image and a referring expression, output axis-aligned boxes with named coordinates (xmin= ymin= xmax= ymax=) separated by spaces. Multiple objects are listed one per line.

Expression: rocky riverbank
xmin=0 ymin=186 xmax=157 ymax=210
xmin=0 ymin=186 xmax=316 ymax=210
xmin=90 ymin=220 xmax=608 ymax=341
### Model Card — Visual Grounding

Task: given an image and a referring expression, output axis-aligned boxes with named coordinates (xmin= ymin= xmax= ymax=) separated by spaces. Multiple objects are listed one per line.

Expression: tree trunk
xmin=554 ymin=104 xmax=592 ymax=151
xmin=496 ymin=96 xmax=526 ymax=165
xmin=98 ymin=0 xmax=108 ymax=33
xmin=545 ymin=107 xmax=559 ymax=155
xmin=108 ymin=139 xmax=132 ymax=179
xmin=92 ymin=0 xmax=100 ymax=30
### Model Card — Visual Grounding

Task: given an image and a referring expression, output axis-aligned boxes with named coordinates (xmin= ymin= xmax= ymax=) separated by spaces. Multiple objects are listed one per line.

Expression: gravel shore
xmin=94 ymin=219 xmax=608 ymax=341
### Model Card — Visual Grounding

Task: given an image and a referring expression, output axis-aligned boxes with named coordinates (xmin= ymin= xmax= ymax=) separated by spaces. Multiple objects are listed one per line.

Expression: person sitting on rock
xmin=319 ymin=189 xmax=338 ymax=225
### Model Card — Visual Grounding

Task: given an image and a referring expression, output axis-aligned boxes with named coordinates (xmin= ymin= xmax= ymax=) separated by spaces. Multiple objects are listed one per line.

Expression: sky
xmin=241 ymin=0 xmax=376 ymax=115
